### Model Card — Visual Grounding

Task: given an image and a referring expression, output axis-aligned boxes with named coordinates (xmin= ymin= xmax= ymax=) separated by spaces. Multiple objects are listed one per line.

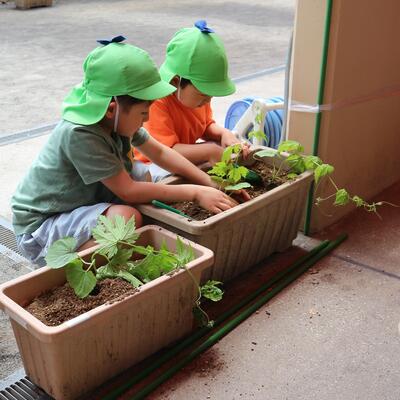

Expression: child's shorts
xmin=131 ymin=160 xmax=171 ymax=183
xmin=16 ymin=203 xmax=111 ymax=267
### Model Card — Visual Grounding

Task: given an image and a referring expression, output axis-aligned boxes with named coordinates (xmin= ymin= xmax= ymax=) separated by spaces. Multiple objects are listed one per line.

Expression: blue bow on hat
xmin=96 ymin=35 xmax=126 ymax=46
xmin=194 ymin=20 xmax=215 ymax=33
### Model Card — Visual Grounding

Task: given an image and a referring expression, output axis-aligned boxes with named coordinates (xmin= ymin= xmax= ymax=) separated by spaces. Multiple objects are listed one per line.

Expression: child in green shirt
xmin=11 ymin=37 xmax=237 ymax=265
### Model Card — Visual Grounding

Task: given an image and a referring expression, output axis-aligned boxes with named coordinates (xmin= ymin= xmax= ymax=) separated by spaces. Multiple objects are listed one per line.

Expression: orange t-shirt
xmin=134 ymin=94 xmax=215 ymax=163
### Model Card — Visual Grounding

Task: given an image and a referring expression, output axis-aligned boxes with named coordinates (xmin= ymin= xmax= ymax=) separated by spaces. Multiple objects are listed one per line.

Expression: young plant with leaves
xmin=254 ymin=140 xmax=394 ymax=215
xmin=207 ymin=144 xmax=252 ymax=192
xmin=45 ymin=215 xmax=223 ymax=326
xmin=247 ymin=104 xmax=268 ymax=144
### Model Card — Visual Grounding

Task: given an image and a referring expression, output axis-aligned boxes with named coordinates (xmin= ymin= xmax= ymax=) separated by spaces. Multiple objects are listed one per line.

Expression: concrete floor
xmin=1 ymin=1 xmax=400 ymax=399
xmin=139 ymin=182 xmax=400 ymax=400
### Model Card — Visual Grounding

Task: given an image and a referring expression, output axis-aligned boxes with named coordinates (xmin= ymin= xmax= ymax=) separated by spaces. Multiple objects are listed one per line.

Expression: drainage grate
xmin=0 ymin=218 xmax=27 ymax=263
xmin=0 ymin=377 xmax=53 ymax=400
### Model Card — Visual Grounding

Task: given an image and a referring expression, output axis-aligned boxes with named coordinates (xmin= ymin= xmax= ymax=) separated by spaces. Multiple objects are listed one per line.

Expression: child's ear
xmin=170 ymin=76 xmax=180 ymax=88
xmin=105 ymin=100 xmax=116 ymax=119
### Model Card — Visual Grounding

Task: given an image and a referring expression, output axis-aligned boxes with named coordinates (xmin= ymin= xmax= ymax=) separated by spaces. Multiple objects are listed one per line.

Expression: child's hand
xmin=220 ymin=128 xmax=241 ymax=148
xmin=221 ymin=129 xmax=250 ymax=159
xmin=239 ymin=142 xmax=251 ymax=159
xmin=231 ymin=189 xmax=251 ymax=203
xmin=194 ymin=186 xmax=238 ymax=214
xmin=207 ymin=143 xmax=224 ymax=165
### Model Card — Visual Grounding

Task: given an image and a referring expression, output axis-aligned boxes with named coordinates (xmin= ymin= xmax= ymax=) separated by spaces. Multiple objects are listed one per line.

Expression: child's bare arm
xmin=101 ymin=169 xmax=237 ymax=214
xmin=172 ymin=142 xmax=223 ymax=165
xmin=204 ymin=123 xmax=250 ymax=157
xmin=204 ymin=123 xmax=238 ymax=145
xmin=137 ymin=136 xmax=220 ymax=183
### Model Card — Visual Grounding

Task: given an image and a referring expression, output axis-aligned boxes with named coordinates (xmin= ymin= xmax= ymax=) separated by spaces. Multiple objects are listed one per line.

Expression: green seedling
xmin=208 ymin=144 xmax=254 ymax=192
xmin=45 ymin=215 xmax=222 ymax=326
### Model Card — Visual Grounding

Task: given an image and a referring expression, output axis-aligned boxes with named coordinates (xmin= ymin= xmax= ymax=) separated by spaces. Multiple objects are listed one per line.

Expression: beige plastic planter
xmin=15 ymin=0 xmax=53 ymax=9
xmin=138 ymin=149 xmax=314 ymax=282
xmin=0 ymin=225 xmax=213 ymax=400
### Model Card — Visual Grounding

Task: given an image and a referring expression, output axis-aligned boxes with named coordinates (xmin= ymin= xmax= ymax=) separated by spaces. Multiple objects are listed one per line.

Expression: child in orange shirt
xmin=134 ymin=20 xmax=248 ymax=182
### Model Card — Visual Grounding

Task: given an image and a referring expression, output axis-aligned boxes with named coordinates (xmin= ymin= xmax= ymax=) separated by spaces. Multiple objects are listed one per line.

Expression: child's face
xmin=118 ymin=101 xmax=152 ymax=137
xmin=177 ymin=83 xmax=212 ymax=109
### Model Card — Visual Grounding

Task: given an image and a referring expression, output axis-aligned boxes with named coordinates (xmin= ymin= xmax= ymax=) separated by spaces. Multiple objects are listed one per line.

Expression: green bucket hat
xmin=62 ymin=36 xmax=176 ymax=125
xmin=159 ymin=21 xmax=236 ymax=97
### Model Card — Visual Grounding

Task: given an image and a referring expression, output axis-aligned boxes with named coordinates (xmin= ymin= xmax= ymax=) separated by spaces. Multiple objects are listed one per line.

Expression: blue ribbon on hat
xmin=96 ymin=35 xmax=126 ymax=46
xmin=194 ymin=20 xmax=214 ymax=33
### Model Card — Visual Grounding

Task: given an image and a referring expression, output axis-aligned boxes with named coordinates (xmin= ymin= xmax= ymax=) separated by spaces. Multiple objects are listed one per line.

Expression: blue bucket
xmin=224 ymin=96 xmax=284 ymax=149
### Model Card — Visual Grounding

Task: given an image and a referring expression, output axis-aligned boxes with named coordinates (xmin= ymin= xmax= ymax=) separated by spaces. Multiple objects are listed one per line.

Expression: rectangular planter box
xmin=138 ymin=149 xmax=314 ymax=282
xmin=0 ymin=225 xmax=213 ymax=400
xmin=15 ymin=0 xmax=53 ymax=9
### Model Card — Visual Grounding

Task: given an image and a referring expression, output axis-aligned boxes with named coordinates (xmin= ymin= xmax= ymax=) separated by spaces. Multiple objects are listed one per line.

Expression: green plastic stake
xmin=151 ymin=200 xmax=191 ymax=219
xmin=245 ymin=169 xmax=263 ymax=185
xmin=102 ymin=235 xmax=347 ymax=399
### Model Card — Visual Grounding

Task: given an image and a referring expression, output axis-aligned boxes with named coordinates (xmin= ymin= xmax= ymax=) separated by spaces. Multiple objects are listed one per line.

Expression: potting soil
xmin=25 ymin=278 xmax=138 ymax=326
xmin=172 ymin=161 xmax=290 ymax=220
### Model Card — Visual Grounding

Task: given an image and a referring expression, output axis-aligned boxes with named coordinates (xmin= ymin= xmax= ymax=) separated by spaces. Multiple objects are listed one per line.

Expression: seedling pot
xmin=0 ymin=225 xmax=213 ymax=400
xmin=137 ymin=148 xmax=314 ymax=282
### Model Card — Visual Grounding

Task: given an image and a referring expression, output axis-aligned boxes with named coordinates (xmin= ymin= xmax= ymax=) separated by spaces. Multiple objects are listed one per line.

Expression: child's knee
xmin=104 ymin=205 xmax=143 ymax=227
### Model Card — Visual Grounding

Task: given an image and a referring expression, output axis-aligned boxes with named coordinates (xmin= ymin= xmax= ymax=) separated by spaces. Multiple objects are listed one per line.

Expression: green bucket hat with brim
xmin=159 ymin=21 xmax=236 ymax=97
xmin=63 ymin=36 xmax=176 ymax=125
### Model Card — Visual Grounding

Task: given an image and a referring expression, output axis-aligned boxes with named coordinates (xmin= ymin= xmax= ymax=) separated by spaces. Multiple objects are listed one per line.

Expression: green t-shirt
xmin=11 ymin=120 xmax=149 ymax=235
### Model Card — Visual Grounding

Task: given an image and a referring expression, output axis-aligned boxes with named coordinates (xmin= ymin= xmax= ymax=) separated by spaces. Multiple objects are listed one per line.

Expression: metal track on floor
xmin=0 ymin=217 xmax=27 ymax=263
xmin=0 ymin=376 xmax=53 ymax=400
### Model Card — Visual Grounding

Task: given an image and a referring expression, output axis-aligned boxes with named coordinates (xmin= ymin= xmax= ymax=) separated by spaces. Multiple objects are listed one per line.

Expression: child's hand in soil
xmin=231 ymin=189 xmax=251 ymax=203
xmin=194 ymin=186 xmax=238 ymax=214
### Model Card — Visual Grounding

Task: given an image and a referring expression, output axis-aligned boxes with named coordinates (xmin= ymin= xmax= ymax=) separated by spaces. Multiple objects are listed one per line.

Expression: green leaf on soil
xmin=227 ymin=165 xmax=249 ymax=183
xmin=225 ymin=182 xmax=252 ymax=191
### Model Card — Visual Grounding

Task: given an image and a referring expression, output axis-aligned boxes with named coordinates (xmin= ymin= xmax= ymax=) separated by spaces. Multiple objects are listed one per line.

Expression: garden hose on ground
xmin=103 ymin=233 xmax=347 ymax=400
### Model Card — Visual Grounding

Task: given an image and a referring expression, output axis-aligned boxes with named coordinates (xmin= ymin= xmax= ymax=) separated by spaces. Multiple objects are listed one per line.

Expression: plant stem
xmin=181 ymin=264 xmax=212 ymax=327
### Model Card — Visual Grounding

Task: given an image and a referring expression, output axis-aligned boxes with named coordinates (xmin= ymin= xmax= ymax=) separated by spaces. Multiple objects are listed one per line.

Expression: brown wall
xmin=288 ymin=0 xmax=400 ymax=232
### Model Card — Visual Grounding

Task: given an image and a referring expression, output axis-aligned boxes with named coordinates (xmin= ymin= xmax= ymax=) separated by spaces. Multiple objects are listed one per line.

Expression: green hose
xmin=304 ymin=0 xmax=333 ymax=235
xmin=103 ymin=234 xmax=345 ymax=399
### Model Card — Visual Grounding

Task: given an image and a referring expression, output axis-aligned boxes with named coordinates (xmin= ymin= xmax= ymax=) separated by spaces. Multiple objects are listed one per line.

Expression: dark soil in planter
xmin=172 ymin=161 xmax=290 ymax=221
xmin=25 ymin=278 xmax=138 ymax=326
